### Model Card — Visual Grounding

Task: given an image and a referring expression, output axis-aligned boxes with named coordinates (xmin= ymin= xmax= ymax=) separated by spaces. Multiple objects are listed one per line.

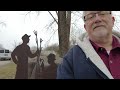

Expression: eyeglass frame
xmin=83 ymin=11 xmax=111 ymax=22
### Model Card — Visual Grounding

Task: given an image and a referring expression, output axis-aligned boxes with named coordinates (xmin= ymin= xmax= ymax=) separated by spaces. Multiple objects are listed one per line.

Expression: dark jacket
xmin=57 ymin=31 xmax=120 ymax=79
xmin=57 ymin=45 xmax=110 ymax=79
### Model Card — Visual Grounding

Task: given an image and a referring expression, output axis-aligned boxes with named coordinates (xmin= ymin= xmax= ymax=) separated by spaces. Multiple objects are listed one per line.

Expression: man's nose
xmin=94 ymin=14 xmax=102 ymax=23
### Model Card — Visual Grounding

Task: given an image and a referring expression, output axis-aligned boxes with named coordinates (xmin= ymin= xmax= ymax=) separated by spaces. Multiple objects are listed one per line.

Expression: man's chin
xmin=93 ymin=30 xmax=108 ymax=38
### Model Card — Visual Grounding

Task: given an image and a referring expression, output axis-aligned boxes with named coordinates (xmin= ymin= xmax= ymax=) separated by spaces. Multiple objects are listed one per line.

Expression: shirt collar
xmin=89 ymin=39 xmax=102 ymax=52
xmin=89 ymin=36 xmax=120 ymax=52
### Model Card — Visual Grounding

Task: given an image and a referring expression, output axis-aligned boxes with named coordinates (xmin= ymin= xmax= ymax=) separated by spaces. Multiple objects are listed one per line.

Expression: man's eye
xmin=100 ymin=13 xmax=105 ymax=15
xmin=88 ymin=15 xmax=94 ymax=18
xmin=89 ymin=16 xmax=94 ymax=18
xmin=99 ymin=11 xmax=106 ymax=15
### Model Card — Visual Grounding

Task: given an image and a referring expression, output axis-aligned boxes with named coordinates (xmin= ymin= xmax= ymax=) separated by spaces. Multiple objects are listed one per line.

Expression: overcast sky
xmin=0 ymin=11 xmax=120 ymax=51
xmin=0 ymin=11 xmax=58 ymax=51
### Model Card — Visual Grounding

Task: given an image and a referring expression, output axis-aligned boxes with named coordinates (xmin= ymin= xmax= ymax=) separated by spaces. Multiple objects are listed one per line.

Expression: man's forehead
xmin=84 ymin=11 xmax=110 ymax=15
xmin=85 ymin=11 xmax=100 ymax=15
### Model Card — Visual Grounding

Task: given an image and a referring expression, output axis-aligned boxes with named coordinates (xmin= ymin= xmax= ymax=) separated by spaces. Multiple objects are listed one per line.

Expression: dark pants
xmin=15 ymin=65 xmax=28 ymax=79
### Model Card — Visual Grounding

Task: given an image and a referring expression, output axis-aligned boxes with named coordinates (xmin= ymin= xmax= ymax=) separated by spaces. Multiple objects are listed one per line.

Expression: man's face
xmin=84 ymin=11 xmax=115 ymax=39
xmin=23 ymin=38 xmax=30 ymax=44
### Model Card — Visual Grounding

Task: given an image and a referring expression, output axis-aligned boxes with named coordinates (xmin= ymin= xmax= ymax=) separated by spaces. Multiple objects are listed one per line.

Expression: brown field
xmin=0 ymin=61 xmax=16 ymax=79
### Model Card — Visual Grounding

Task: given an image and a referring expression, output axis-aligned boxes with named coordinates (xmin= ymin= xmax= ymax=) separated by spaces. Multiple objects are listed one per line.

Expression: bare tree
xmin=25 ymin=11 xmax=71 ymax=58
xmin=58 ymin=11 xmax=71 ymax=57
xmin=47 ymin=11 xmax=71 ymax=57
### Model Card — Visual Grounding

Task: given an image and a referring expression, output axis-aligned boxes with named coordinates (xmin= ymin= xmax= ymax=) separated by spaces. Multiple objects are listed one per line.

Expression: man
xmin=42 ymin=53 xmax=58 ymax=79
xmin=11 ymin=34 xmax=39 ymax=79
xmin=57 ymin=11 xmax=120 ymax=79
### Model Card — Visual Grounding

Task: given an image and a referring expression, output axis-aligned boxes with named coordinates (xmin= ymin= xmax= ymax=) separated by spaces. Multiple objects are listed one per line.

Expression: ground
xmin=0 ymin=61 xmax=16 ymax=79
xmin=0 ymin=54 xmax=62 ymax=79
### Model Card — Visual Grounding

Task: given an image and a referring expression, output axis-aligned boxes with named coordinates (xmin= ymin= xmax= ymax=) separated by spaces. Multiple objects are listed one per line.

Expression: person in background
xmin=11 ymin=34 xmax=39 ymax=79
xmin=42 ymin=53 xmax=58 ymax=79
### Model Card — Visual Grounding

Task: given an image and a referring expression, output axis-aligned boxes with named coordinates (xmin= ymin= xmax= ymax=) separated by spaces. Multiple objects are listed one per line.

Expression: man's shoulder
xmin=21 ymin=44 xmax=30 ymax=49
xmin=69 ymin=45 xmax=81 ymax=52
xmin=26 ymin=45 xmax=30 ymax=48
xmin=16 ymin=44 xmax=22 ymax=47
xmin=64 ymin=45 xmax=84 ymax=58
xmin=13 ymin=45 xmax=21 ymax=50
xmin=15 ymin=44 xmax=30 ymax=50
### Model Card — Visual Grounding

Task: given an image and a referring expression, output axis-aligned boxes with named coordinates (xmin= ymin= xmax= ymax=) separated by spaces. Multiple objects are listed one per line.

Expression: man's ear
xmin=84 ymin=24 xmax=87 ymax=31
xmin=112 ymin=16 xmax=115 ymax=25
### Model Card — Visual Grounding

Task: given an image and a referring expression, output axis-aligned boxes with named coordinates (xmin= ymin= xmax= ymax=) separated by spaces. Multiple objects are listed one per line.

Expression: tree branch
xmin=48 ymin=11 xmax=58 ymax=24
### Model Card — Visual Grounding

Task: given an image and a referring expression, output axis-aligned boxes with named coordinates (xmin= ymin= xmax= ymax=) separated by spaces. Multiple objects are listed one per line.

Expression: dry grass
xmin=0 ymin=62 xmax=16 ymax=79
xmin=0 ymin=54 xmax=62 ymax=79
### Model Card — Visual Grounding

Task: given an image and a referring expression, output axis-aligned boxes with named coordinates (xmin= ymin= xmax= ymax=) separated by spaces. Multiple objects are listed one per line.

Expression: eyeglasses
xmin=84 ymin=11 xmax=111 ymax=22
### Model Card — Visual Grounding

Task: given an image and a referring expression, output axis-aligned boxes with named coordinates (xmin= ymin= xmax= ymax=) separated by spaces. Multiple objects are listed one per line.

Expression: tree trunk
xmin=66 ymin=11 xmax=71 ymax=52
xmin=58 ymin=11 xmax=71 ymax=57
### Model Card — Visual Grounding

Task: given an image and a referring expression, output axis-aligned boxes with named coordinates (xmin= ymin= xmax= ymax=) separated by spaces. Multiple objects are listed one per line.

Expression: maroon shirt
xmin=90 ymin=36 xmax=120 ymax=79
